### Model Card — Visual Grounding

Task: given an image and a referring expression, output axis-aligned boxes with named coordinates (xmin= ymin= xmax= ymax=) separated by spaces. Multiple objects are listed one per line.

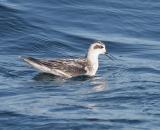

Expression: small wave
xmin=126 ymin=67 xmax=160 ymax=75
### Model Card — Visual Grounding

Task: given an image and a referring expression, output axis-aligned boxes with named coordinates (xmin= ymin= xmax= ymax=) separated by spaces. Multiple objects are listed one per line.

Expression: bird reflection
xmin=90 ymin=76 xmax=108 ymax=93
xmin=33 ymin=73 xmax=108 ymax=93
xmin=33 ymin=73 xmax=93 ymax=82
xmin=33 ymin=73 xmax=65 ymax=82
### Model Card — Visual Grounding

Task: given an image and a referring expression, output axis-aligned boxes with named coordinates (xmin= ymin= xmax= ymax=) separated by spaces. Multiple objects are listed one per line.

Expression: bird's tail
xmin=21 ymin=56 xmax=51 ymax=73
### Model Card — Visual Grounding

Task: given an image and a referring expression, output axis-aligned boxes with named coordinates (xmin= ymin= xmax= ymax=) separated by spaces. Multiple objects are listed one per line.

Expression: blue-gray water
xmin=0 ymin=0 xmax=160 ymax=130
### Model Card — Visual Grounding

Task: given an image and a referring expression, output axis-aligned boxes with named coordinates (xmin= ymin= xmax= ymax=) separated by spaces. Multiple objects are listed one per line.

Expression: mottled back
xmin=26 ymin=57 xmax=87 ymax=77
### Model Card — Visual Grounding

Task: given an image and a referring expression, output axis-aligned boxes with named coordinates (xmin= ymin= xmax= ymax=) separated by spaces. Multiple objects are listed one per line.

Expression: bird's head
xmin=88 ymin=41 xmax=107 ymax=56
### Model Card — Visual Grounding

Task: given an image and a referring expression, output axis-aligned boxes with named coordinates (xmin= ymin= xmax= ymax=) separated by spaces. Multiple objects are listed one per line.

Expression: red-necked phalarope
xmin=22 ymin=41 xmax=107 ymax=78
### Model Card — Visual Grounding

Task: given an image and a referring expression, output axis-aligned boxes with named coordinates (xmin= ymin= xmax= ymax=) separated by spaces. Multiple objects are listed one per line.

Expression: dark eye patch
xmin=94 ymin=45 xmax=104 ymax=49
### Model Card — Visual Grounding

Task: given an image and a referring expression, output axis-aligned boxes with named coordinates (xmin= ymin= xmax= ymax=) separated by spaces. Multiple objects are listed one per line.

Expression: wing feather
xmin=47 ymin=59 xmax=87 ymax=76
xmin=23 ymin=57 xmax=87 ymax=77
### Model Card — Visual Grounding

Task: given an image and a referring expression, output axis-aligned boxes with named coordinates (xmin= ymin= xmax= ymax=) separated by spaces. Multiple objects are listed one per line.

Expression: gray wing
xmin=23 ymin=57 xmax=87 ymax=77
xmin=47 ymin=58 xmax=87 ymax=76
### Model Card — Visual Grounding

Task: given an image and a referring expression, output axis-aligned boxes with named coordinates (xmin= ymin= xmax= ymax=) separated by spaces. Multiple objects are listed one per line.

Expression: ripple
xmin=0 ymin=0 xmax=160 ymax=129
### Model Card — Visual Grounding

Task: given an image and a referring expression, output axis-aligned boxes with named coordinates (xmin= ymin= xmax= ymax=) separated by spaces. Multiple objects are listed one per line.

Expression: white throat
xmin=86 ymin=50 xmax=99 ymax=76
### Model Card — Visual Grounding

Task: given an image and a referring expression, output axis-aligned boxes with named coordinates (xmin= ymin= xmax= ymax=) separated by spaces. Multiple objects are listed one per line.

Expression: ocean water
xmin=0 ymin=0 xmax=160 ymax=130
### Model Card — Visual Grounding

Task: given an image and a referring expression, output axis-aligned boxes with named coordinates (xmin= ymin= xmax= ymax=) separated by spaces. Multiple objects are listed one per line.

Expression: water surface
xmin=0 ymin=0 xmax=160 ymax=130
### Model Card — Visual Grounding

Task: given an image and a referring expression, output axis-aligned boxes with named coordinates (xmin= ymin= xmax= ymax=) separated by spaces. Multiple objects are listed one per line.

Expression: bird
xmin=22 ymin=41 xmax=107 ymax=78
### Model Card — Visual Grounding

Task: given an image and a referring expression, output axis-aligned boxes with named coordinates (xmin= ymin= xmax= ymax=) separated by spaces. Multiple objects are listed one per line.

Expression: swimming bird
xmin=22 ymin=41 xmax=107 ymax=78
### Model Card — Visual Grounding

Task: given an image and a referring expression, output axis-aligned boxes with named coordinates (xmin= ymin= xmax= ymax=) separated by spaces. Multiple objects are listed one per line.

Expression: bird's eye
xmin=100 ymin=46 xmax=104 ymax=49
xmin=94 ymin=45 xmax=104 ymax=49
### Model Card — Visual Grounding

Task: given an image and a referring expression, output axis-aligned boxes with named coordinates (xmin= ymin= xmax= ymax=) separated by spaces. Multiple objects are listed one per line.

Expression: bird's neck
xmin=86 ymin=51 xmax=99 ymax=76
